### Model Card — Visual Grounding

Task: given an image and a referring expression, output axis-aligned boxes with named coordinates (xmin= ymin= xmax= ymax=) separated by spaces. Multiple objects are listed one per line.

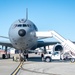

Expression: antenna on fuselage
xmin=26 ymin=8 xmax=28 ymax=20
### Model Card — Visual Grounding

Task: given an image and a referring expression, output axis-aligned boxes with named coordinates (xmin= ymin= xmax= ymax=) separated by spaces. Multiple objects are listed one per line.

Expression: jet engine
xmin=53 ymin=44 xmax=64 ymax=52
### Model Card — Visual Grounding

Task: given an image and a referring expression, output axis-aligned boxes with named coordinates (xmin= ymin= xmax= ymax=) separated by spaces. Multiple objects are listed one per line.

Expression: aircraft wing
xmin=37 ymin=41 xmax=59 ymax=48
xmin=0 ymin=36 xmax=13 ymax=47
xmin=37 ymin=41 xmax=75 ymax=48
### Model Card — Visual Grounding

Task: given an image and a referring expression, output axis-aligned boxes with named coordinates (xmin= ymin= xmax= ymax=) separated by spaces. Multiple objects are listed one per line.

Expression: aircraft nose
xmin=18 ymin=29 xmax=26 ymax=37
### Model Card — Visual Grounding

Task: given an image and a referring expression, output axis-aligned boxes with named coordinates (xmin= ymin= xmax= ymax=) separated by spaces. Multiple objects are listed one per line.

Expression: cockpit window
xmin=18 ymin=24 xmax=22 ymax=27
xmin=33 ymin=24 xmax=38 ymax=31
xmin=23 ymin=24 xmax=27 ymax=27
xmin=15 ymin=24 xmax=31 ymax=27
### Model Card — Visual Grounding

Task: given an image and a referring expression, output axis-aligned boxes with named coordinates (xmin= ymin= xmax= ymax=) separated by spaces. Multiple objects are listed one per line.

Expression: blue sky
xmin=0 ymin=0 xmax=75 ymax=41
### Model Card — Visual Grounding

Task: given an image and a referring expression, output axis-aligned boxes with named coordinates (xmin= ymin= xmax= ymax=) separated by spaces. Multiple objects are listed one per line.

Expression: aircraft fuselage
xmin=9 ymin=19 xmax=38 ymax=50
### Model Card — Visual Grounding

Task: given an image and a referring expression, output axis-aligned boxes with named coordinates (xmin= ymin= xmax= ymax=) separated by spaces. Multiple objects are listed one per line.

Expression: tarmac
xmin=0 ymin=54 xmax=20 ymax=75
xmin=18 ymin=53 xmax=75 ymax=75
xmin=0 ymin=53 xmax=75 ymax=75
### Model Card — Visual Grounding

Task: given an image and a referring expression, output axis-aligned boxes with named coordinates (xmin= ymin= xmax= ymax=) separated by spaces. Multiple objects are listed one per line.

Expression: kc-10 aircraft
xmin=0 ymin=9 xmax=75 ymax=60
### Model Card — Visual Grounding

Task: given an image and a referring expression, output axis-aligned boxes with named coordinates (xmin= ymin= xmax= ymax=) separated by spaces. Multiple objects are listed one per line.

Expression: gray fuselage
xmin=9 ymin=19 xmax=38 ymax=50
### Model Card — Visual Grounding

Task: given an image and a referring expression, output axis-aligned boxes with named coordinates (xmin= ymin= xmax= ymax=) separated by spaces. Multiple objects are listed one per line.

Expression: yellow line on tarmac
xmin=11 ymin=62 xmax=24 ymax=75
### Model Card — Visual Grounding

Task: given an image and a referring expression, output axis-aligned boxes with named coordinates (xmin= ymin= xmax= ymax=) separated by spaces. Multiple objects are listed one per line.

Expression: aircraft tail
xmin=26 ymin=8 xmax=28 ymax=20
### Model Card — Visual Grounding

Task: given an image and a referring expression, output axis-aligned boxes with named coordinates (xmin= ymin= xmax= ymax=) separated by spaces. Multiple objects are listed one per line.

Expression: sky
xmin=0 ymin=0 xmax=75 ymax=41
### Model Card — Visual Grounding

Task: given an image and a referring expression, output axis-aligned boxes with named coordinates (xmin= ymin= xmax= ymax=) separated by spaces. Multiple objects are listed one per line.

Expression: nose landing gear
xmin=19 ymin=50 xmax=28 ymax=62
xmin=13 ymin=50 xmax=28 ymax=62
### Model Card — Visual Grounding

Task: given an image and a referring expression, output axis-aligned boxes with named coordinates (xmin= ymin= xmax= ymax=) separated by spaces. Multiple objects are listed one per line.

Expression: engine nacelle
xmin=53 ymin=44 xmax=64 ymax=52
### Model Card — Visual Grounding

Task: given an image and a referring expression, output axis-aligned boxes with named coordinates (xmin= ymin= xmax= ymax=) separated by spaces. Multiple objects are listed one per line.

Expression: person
xmin=41 ymin=53 xmax=44 ymax=61
xmin=23 ymin=51 xmax=28 ymax=61
xmin=19 ymin=53 xmax=24 ymax=62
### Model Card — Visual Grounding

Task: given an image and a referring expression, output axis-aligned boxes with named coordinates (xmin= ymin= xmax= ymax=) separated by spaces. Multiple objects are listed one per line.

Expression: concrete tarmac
xmin=0 ymin=55 xmax=19 ymax=75
xmin=18 ymin=53 xmax=75 ymax=75
xmin=0 ymin=53 xmax=75 ymax=75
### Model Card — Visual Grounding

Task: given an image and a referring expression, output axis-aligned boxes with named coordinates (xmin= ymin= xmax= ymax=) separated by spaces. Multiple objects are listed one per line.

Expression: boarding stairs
xmin=50 ymin=31 xmax=75 ymax=58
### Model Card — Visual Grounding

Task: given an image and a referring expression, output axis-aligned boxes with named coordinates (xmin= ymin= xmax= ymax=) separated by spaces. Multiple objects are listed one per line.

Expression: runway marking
xmin=11 ymin=61 xmax=24 ymax=75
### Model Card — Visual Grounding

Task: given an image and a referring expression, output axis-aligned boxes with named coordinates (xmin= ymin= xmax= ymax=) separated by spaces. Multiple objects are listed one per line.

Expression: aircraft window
xmin=18 ymin=24 xmax=22 ymax=27
xmin=14 ymin=24 xmax=17 ymax=28
xmin=15 ymin=24 xmax=31 ymax=27
xmin=23 ymin=24 xmax=31 ymax=27
xmin=27 ymin=24 xmax=30 ymax=27
xmin=23 ymin=24 xmax=27 ymax=27
xmin=33 ymin=24 xmax=38 ymax=31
